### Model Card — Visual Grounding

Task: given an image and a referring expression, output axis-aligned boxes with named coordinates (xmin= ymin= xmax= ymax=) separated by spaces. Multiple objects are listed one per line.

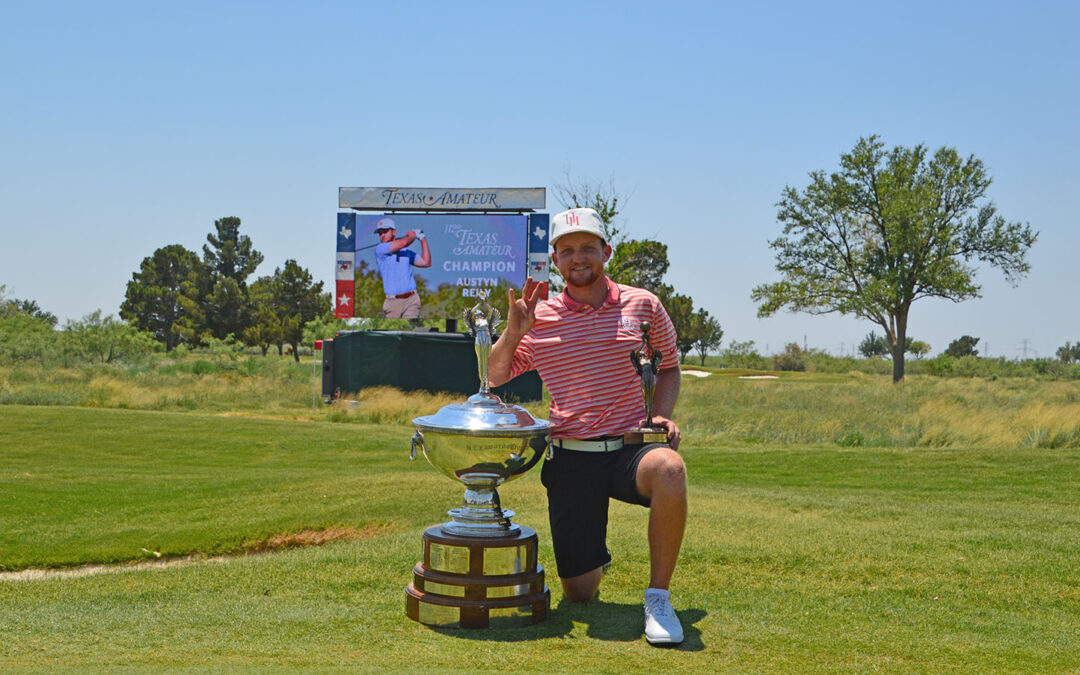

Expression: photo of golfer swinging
xmin=372 ymin=217 xmax=432 ymax=318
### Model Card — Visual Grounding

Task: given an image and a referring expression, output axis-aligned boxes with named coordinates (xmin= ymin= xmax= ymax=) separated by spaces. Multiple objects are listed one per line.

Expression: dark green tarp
xmin=330 ymin=330 xmax=542 ymax=402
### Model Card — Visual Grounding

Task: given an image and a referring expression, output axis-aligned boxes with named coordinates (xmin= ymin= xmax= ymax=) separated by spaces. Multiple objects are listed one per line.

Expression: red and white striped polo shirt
xmin=508 ymin=278 xmax=678 ymax=439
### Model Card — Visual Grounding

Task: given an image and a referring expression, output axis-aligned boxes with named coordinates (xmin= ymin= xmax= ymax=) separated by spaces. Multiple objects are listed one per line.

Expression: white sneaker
xmin=643 ymin=591 xmax=684 ymax=645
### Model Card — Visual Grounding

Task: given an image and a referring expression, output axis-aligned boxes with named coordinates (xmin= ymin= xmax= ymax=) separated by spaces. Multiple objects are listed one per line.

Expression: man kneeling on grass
xmin=488 ymin=207 xmax=688 ymax=646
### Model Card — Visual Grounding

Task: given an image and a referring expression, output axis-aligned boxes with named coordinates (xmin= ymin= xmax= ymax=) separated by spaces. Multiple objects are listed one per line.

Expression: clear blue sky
xmin=2 ymin=1 xmax=1077 ymax=359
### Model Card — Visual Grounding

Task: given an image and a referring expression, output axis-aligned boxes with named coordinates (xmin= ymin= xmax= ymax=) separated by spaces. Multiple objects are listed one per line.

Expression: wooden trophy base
xmin=405 ymin=524 xmax=549 ymax=629
xmin=624 ymin=428 xmax=669 ymax=445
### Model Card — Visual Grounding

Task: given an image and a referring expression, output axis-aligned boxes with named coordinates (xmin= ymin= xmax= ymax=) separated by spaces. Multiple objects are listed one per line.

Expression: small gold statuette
xmin=625 ymin=321 xmax=669 ymax=445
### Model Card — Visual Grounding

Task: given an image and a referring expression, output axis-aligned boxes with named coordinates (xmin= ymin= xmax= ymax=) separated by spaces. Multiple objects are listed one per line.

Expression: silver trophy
xmin=406 ymin=290 xmax=552 ymax=628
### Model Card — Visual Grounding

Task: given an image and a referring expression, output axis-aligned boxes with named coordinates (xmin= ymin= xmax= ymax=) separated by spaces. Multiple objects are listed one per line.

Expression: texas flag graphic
xmin=334 ymin=279 xmax=354 ymax=318
xmin=336 ymin=213 xmax=356 ymax=252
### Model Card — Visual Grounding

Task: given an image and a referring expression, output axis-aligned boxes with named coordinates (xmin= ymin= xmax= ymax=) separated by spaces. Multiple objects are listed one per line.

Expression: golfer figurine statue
xmin=625 ymin=322 xmax=669 ymax=444
xmin=463 ymin=290 xmax=501 ymax=397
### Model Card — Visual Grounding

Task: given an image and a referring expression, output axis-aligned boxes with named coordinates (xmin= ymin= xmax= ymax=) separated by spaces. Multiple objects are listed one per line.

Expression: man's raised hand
xmin=506 ymin=277 xmax=547 ymax=336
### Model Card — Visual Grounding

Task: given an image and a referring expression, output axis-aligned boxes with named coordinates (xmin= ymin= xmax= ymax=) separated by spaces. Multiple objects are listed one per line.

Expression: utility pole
xmin=1017 ymin=339 xmax=1036 ymax=360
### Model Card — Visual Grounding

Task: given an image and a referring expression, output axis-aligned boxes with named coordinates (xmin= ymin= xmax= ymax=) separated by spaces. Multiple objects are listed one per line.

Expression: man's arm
xmin=488 ymin=329 xmax=526 ymax=388
xmin=415 ymin=232 xmax=432 ymax=268
xmin=488 ymin=278 xmax=546 ymax=387
xmin=388 ymin=231 xmax=417 ymax=253
xmin=652 ymin=365 xmax=681 ymax=419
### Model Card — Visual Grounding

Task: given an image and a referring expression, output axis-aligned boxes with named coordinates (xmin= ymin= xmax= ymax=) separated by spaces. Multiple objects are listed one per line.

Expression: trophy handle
xmin=410 ymin=432 xmax=424 ymax=461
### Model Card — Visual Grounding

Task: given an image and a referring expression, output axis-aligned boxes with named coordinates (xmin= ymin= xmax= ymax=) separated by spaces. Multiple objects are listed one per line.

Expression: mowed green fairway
xmin=2 ymin=404 xmax=1079 ymax=672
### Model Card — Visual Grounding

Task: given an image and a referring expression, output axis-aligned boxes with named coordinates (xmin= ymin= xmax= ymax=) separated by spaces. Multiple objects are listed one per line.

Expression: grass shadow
xmin=429 ymin=602 xmax=575 ymax=642
xmin=431 ymin=597 xmax=706 ymax=650
xmin=557 ymin=597 xmax=707 ymax=651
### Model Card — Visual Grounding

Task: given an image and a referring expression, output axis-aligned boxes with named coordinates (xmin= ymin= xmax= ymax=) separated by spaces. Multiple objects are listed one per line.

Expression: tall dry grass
xmin=678 ymin=372 xmax=1080 ymax=449
xmin=326 ymin=386 xmax=549 ymax=425
xmin=3 ymin=355 xmax=1078 ymax=449
xmin=0 ymin=356 xmax=312 ymax=414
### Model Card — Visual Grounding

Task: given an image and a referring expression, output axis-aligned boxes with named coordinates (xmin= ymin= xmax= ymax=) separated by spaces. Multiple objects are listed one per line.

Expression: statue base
xmin=405 ymin=524 xmax=549 ymax=629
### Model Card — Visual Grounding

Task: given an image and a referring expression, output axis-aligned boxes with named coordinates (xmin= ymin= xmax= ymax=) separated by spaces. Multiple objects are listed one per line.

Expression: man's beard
xmin=564 ymin=267 xmax=601 ymax=288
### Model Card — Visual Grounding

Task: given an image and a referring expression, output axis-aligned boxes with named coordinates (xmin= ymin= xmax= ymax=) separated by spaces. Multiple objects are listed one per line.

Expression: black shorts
xmin=539 ymin=442 xmax=667 ymax=579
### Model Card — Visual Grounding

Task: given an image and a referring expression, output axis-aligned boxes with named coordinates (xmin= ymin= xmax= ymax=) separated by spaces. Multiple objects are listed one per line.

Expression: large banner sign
xmin=335 ymin=212 xmax=550 ymax=319
xmin=339 ymin=187 xmax=545 ymax=211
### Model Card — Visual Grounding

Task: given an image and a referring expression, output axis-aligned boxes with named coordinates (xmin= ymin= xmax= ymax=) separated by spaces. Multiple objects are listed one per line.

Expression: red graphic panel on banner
xmin=334 ymin=279 xmax=354 ymax=318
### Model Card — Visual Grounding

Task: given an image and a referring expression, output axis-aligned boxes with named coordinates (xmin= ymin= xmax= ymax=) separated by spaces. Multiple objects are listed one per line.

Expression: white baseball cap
xmin=374 ymin=217 xmax=396 ymax=233
xmin=549 ymin=207 xmax=607 ymax=248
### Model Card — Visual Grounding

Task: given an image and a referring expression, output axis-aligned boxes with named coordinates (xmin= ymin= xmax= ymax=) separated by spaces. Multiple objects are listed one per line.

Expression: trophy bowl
xmin=412 ymin=391 xmax=550 ymax=537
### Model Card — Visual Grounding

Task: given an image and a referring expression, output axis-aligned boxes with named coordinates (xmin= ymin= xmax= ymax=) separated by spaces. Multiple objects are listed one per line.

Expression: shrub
xmin=924 ymin=355 xmax=955 ymax=377
xmin=772 ymin=343 xmax=807 ymax=372
xmin=945 ymin=335 xmax=980 ymax=358
xmin=0 ymin=313 xmax=58 ymax=364
xmin=720 ymin=340 xmax=770 ymax=370
xmin=59 ymin=311 xmax=159 ymax=366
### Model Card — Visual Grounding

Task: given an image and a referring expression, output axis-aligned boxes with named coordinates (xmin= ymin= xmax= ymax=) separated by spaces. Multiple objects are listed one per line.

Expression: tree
xmin=243 ymin=261 xmax=329 ymax=360
xmin=175 ymin=217 xmax=265 ymax=343
xmin=1056 ymin=341 xmax=1080 ymax=364
xmin=663 ymin=293 xmax=696 ymax=364
xmin=860 ymin=331 xmax=924 ymax=359
xmin=945 ymin=335 xmax=980 ymax=358
xmin=271 ymin=259 xmax=329 ymax=361
xmin=858 ymin=331 xmax=890 ymax=358
xmin=1 ymin=286 xmax=57 ymax=326
xmin=909 ymin=340 xmax=931 ymax=359
xmin=1 ymin=296 xmax=57 ymax=326
xmin=120 ymin=245 xmax=202 ymax=350
xmin=752 ymin=136 xmax=1037 ymax=383
xmin=241 ymin=276 xmax=281 ymax=356
xmin=552 ymin=173 xmax=626 ymax=245
xmin=173 ymin=268 xmax=211 ymax=346
xmin=692 ymin=309 xmax=723 ymax=366
xmin=201 ymin=217 xmax=262 ymax=340
xmin=607 ymin=239 xmax=672 ymax=296
xmin=203 ymin=216 xmax=263 ymax=288
xmin=203 ymin=277 xmax=250 ymax=341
